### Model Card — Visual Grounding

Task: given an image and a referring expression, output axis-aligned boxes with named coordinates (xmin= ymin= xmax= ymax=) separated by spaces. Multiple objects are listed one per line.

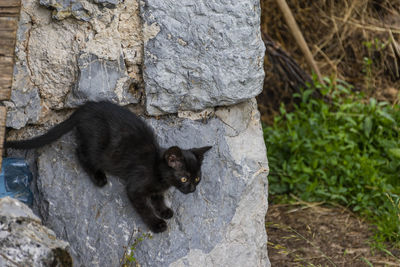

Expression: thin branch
xmin=275 ymin=0 xmax=324 ymax=84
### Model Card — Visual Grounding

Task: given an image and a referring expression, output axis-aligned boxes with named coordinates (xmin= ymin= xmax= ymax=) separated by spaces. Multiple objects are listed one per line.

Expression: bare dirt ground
xmin=266 ymin=202 xmax=400 ymax=266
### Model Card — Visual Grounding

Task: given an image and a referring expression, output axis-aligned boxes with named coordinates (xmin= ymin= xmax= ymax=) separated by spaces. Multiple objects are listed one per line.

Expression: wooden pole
xmin=275 ymin=0 xmax=324 ymax=84
xmin=0 ymin=0 xmax=21 ymax=169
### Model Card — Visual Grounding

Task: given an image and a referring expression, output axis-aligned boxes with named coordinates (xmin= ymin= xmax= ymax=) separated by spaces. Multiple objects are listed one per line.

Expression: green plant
xmin=121 ymin=232 xmax=153 ymax=267
xmin=264 ymin=77 xmax=400 ymax=245
xmin=362 ymin=39 xmax=389 ymax=93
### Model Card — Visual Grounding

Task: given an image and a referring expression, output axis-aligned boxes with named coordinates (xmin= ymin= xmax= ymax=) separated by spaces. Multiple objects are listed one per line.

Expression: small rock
xmin=39 ymin=0 xmax=91 ymax=21
xmin=0 ymin=197 xmax=72 ymax=267
xmin=93 ymin=0 xmax=120 ymax=8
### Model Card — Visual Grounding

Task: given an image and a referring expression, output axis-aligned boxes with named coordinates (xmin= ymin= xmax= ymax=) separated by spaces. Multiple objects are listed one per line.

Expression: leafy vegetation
xmin=121 ymin=232 xmax=153 ymax=267
xmin=264 ymin=77 xmax=400 ymax=245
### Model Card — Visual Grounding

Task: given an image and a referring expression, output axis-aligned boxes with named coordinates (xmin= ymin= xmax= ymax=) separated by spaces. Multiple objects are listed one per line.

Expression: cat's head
xmin=163 ymin=146 xmax=212 ymax=194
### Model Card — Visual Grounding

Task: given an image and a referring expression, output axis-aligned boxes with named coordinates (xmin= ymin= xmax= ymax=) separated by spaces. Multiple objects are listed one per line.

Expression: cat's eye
xmin=195 ymin=177 xmax=200 ymax=182
xmin=181 ymin=177 xmax=188 ymax=183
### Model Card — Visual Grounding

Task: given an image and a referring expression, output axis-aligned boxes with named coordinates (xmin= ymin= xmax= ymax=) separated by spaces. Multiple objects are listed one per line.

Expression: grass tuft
xmin=264 ymin=77 xmax=400 ymax=246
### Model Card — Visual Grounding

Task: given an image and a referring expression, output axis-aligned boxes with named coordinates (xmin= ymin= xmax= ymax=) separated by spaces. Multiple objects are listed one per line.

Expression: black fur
xmin=5 ymin=101 xmax=212 ymax=233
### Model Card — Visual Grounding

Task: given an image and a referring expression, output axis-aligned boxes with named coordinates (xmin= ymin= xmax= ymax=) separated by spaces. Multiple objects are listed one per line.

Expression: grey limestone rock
xmin=39 ymin=0 xmax=92 ymax=21
xmin=0 ymin=197 xmax=72 ymax=267
xmin=93 ymin=0 xmax=120 ymax=8
xmin=141 ymin=0 xmax=266 ymax=115
xmin=5 ymin=86 xmax=41 ymax=130
xmin=5 ymin=17 xmax=41 ymax=129
xmin=32 ymin=99 xmax=269 ymax=266
xmin=65 ymin=53 xmax=139 ymax=107
xmin=39 ymin=0 xmax=121 ymax=21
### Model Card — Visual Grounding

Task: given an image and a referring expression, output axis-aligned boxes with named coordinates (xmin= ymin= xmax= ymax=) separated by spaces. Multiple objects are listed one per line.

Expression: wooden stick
xmin=0 ymin=0 xmax=21 ymax=171
xmin=275 ymin=0 xmax=324 ymax=84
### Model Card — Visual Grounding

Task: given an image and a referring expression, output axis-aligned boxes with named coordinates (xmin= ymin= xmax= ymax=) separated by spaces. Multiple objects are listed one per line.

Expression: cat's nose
xmin=189 ymin=185 xmax=196 ymax=193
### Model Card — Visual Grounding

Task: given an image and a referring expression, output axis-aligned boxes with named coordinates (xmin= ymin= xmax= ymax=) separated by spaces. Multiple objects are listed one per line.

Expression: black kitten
xmin=5 ymin=101 xmax=211 ymax=233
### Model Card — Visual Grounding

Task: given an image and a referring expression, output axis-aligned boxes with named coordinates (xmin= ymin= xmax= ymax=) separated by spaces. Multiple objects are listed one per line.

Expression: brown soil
xmin=266 ymin=203 xmax=400 ymax=266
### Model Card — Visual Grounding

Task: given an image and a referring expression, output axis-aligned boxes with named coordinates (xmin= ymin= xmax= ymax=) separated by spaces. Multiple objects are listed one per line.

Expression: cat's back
xmin=80 ymin=101 xmax=147 ymax=128
xmin=79 ymin=101 xmax=160 ymax=176
xmin=79 ymin=101 xmax=157 ymax=145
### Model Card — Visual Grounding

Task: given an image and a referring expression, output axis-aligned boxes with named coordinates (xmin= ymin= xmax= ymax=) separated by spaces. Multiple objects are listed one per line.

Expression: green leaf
xmin=363 ymin=116 xmax=373 ymax=137
xmin=388 ymin=148 xmax=400 ymax=158
xmin=302 ymin=89 xmax=314 ymax=103
xmin=369 ymin=98 xmax=377 ymax=110
xmin=377 ymin=110 xmax=395 ymax=123
xmin=337 ymin=84 xmax=350 ymax=94
xmin=293 ymin=93 xmax=301 ymax=99
xmin=360 ymin=257 xmax=374 ymax=267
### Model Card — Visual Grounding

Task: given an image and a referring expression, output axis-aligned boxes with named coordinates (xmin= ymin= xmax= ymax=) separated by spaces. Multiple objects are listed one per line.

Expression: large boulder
xmin=33 ymin=99 xmax=269 ymax=266
xmin=0 ymin=197 xmax=72 ymax=266
xmin=141 ymin=0 xmax=266 ymax=115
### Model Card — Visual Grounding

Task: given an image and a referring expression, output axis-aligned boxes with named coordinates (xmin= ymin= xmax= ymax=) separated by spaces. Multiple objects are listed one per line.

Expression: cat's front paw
xmin=150 ymin=219 xmax=167 ymax=233
xmin=93 ymin=171 xmax=107 ymax=187
xmin=160 ymin=208 xmax=173 ymax=219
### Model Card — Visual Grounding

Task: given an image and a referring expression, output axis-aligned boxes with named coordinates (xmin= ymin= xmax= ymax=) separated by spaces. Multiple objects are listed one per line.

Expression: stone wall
xmin=6 ymin=0 xmax=270 ymax=266
xmin=6 ymin=0 xmax=143 ymax=129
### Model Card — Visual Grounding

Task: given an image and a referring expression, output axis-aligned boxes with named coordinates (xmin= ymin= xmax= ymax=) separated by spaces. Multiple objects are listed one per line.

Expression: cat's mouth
xmin=178 ymin=187 xmax=196 ymax=194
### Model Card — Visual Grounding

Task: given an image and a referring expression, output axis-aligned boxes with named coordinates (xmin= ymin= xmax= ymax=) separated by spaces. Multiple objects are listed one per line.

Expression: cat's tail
xmin=5 ymin=109 xmax=82 ymax=149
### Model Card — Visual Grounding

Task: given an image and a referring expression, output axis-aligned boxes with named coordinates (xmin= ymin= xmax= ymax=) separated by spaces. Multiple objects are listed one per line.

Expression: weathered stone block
xmin=7 ymin=0 xmax=144 ymax=129
xmin=141 ymin=0 xmax=265 ymax=115
xmin=5 ymin=86 xmax=41 ymax=130
xmin=32 ymin=100 xmax=269 ymax=266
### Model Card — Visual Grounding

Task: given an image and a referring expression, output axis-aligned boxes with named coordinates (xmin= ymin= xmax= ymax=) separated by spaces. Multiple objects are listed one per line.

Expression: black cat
xmin=5 ymin=101 xmax=211 ymax=233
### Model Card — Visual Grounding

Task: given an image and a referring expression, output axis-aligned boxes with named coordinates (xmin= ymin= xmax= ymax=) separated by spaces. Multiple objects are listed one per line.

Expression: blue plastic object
xmin=0 ymin=158 xmax=33 ymax=206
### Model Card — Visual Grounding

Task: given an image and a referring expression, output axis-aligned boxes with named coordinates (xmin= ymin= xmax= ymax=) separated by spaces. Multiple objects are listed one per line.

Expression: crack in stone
xmin=23 ymin=18 xmax=41 ymax=92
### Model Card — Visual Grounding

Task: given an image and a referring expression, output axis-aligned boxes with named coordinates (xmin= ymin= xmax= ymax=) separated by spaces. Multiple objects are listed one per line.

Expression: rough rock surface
xmin=6 ymin=0 xmax=143 ymax=129
xmin=6 ymin=0 xmax=270 ymax=266
xmin=39 ymin=0 xmax=121 ymax=21
xmin=39 ymin=0 xmax=92 ymax=21
xmin=5 ymin=86 xmax=41 ymax=130
xmin=65 ymin=53 xmax=137 ymax=106
xmin=141 ymin=0 xmax=265 ymax=115
xmin=31 ymin=99 xmax=269 ymax=266
xmin=0 ymin=197 xmax=72 ymax=266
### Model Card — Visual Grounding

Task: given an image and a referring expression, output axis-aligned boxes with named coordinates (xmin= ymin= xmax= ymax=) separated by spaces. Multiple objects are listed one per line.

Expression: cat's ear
xmin=164 ymin=146 xmax=184 ymax=169
xmin=190 ymin=146 xmax=212 ymax=162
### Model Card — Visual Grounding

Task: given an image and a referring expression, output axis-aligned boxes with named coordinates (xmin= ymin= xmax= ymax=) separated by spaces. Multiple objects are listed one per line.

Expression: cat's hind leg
xmin=76 ymin=146 xmax=107 ymax=187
